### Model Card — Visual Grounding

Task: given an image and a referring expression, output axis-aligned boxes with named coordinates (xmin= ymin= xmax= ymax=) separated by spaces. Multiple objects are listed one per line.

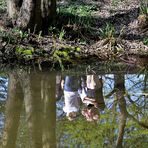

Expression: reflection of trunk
xmin=21 ymin=72 xmax=43 ymax=148
xmin=41 ymin=72 xmax=56 ymax=148
xmin=127 ymin=114 xmax=148 ymax=129
xmin=2 ymin=72 xmax=23 ymax=148
xmin=95 ymin=77 xmax=105 ymax=110
xmin=114 ymin=74 xmax=127 ymax=148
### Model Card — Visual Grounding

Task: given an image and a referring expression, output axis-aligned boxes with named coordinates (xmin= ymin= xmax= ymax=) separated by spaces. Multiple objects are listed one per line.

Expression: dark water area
xmin=0 ymin=63 xmax=147 ymax=148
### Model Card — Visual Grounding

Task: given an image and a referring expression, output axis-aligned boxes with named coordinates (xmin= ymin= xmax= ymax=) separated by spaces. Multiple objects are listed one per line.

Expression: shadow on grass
xmin=55 ymin=1 xmax=143 ymax=42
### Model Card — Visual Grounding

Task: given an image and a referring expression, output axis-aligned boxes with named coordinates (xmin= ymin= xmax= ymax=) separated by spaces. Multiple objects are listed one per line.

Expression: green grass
xmin=143 ymin=38 xmax=148 ymax=45
xmin=52 ymin=46 xmax=81 ymax=70
xmin=59 ymin=27 xmax=66 ymax=41
xmin=98 ymin=23 xmax=115 ymax=39
xmin=0 ymin=0 xmax=6 ymax=12
xmin=58 ymin=4 xmax=93 ymax=17
xmin=111 ymin=0 xmax=121 ymax=7
xmin=57 ymin=3 xmax=94 ymax=28
xmin=140 ymin=1 xmax=148 ymax=15
xmin=51 ymin=3 xmax=98 ymax=42
xmin=48 ymin=26 xmax=66 ymax=40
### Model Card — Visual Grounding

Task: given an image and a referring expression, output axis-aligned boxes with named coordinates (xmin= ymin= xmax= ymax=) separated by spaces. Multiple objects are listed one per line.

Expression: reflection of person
xmin=62 ymin=75 xmax=105 ymax=122
xmin=81 ymin=75 xmax=105 ymax=122
xmin=82 ymin=105 xmax=100 ymax=122
xmin=62 ymin=76 xmax=87 ymax=121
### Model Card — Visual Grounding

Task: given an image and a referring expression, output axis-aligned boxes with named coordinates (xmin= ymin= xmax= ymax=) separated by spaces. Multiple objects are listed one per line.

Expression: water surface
xmin=0 ymin=66 xmax=147 ymax=148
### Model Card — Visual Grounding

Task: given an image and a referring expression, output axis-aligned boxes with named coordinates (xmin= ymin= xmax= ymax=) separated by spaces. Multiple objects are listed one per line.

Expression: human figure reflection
xmin=62 ymin=75 xmax=105 ymax=122
xmin=82 ymin=75 xmax=105 ymax=122
xmin=62 ymin=76 xmax=85 ymax=121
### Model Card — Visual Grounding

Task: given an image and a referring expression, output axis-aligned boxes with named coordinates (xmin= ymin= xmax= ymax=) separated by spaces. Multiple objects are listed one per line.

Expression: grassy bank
xmin=0 ymin=0 xmax=148 ymax=70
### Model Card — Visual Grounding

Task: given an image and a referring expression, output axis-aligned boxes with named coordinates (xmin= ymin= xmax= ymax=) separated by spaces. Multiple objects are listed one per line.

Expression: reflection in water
xmin=0 ymin=70 xmax=147 ymax=148
xmin=114 ymin=74 xmax=127 ymax=147
xmin=62 ymin=75 xmax=105 ymax=121
xmin=0 ymin=71 xmax=56 ymax=148
xmin=2 ymin=72 xmax=23 ymax=148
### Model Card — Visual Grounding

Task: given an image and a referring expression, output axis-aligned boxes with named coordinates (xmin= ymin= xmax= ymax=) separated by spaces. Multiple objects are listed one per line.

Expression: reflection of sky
xmin=125 ymin=74 xmax=147 ymax=107
xmin=0 ymin=113 xmax=4 ymax=137
xmin=103 ymin=74 xmax=114 ymax=94
xmin=102 ymin=75 xmax=114 ymax=108
xmin=125 ymin=74 xmax=145 ymax=95
xmin=0 ymin=77 xmax=8 ymax=101
xmin=102 ymin=74 xmax=146 ymax=95
xmin=102 ymin=74 xmax=147 ymax=106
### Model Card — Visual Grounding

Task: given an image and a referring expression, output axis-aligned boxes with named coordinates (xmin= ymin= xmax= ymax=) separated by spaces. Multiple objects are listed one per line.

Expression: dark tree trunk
xmin=7 ymin=0 xmax=56 ymax=33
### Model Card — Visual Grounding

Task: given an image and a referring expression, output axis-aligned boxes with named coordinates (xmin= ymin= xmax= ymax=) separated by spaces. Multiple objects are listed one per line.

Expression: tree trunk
xmin=7 ymin=0 xmax=22 ymax=18
xmin=7 ymin=0 xmax=56 ymax=33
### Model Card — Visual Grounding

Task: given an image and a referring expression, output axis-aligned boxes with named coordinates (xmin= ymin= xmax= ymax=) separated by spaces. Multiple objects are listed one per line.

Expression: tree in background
xmin=7 ymin=0 xmax=56 ymax=33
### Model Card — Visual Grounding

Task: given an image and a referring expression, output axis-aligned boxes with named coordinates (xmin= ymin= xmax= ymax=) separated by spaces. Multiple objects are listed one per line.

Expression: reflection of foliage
xmin=0 ymin=73 xmax=147 ymax=147
xmin=57 ymin=74 xmax=148 ymax=147
xmin=57 ymin=113 xmax=117 ymax=148
xmin=57 ymin=105 xmax=147 ymax=148
xmin=57 ymin=103 xmax=147 ymax=147
xmin=125 ymin=122 xmax=148 ymax=148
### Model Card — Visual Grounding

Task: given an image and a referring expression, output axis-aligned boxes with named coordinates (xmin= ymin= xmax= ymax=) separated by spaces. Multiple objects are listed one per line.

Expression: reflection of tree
xmin=114 ymin=74 xmax=127 ymax=148
xmin=114 ymin=73 xmax=148 ymax=148
xmin=124 ymin=75 xmax=148 ymax=129
xmin=57 ymin=73 xmax=147 ymax=147
xmin=95 ymin=76 xmax=105 ymax=110
xmin=1 ymin=70 xmax=57 ymax=148
xmin=2 ymin=72 xmax=23 ymax=148
xmin=41 ymin=72 xmax=56 ymax=148
xmin=21 ymin=72 xmax=43 ymax=148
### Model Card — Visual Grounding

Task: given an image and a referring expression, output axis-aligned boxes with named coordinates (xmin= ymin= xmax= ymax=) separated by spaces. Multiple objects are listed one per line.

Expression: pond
xmin=0 ymin=64 xmax=147 ymax=148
